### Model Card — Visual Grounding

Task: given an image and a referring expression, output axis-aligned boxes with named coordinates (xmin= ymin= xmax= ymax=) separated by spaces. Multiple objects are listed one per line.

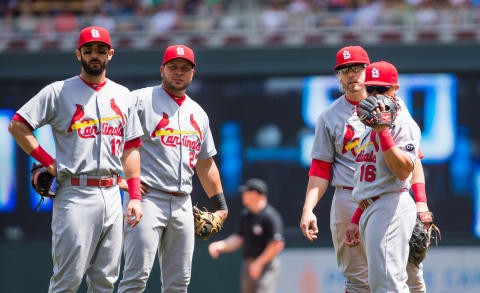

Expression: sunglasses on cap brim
xmin=366 ymin=85 xmax=390 ymax=94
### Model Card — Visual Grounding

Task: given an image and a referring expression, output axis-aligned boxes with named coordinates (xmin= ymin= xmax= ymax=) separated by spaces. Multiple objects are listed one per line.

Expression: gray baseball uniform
xmin=311 ymin=95 xmax=369 ymax=293
xmin=353 ymin=105 xmax=421 ymax=293
xmin=118 ymin=86 xmax=217 ymax=293
xmin=311 ymin=96 xmax=425 ymax=293
xmin=17 ymin=76 xmax=143 ymax=292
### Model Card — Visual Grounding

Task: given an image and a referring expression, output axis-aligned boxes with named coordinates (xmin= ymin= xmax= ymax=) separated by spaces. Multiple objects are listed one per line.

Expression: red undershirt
xmin=79 ymin=75 xmax=107 ymax=92
xmin=345 ymin=96 xmax=359 ymax=106
xmin=162 ymin=86 xmax=186 ymax=106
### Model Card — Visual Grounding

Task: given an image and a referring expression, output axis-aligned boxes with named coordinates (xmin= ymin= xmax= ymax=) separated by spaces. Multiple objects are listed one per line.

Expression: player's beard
xmin=81 ymin=56 xmax=108 ymax=76
xmin=340 ymin=79 xmax=363 ymax=94
xmin=163 ymin=77 xmax=191 ymax=92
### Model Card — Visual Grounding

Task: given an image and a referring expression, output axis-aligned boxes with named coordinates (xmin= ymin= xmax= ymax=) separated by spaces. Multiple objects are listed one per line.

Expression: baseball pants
xmin=359 ymin=191 xmax=417 ymax=293
xmin=118 ymin=189 xmax=195 ymax=293
xmin=241 ymin=258 xmax=280 ymax=293
xmin=48 ymin=184 xmax=123 ymax=293
xmin=331 ymin=187 xmax=370 ymax=293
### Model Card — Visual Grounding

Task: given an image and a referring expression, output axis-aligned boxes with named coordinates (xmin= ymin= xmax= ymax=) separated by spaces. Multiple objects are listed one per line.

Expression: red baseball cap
xmin=78 ymin=26 xmax=111 ymax=48
xmin=362 ymin=61 xmax=398 ymax=86
xmin=334 ymin=46 xmax=370 ymax=70
xmin=163 ymin=45 xmax=196 ymax=67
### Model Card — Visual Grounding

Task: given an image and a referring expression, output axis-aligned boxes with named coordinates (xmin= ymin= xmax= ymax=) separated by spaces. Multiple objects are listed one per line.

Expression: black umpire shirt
xmin=237 ymin=204 xmax=284 ymax=259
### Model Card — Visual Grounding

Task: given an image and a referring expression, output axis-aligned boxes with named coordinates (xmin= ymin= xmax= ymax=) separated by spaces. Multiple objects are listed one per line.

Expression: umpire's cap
xmin=334 ymin=45 xmax=370 ymax=70
xmin=78 ymin=26 xmax=111 ymax=48
xmin=239 ymin=178 xmax=268 ymax=196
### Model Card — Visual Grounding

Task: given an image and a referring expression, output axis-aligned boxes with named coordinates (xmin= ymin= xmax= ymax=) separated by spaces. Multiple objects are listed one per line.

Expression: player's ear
xmin=392 ymin=85 xmax=400 ymax=95
xmin=75 ymin=49 xmax=81 ymax=61
xmin=160 ymin=65 xmax=165 ymax=77
xmin=107 ymin=48 xmax=114 ymax=61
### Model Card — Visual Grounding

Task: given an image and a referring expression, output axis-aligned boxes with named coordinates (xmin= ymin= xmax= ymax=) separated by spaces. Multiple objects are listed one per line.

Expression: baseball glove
xmin=193 ymin=205 xmax=223 ymax=240
xmin=31 ymin=163 xmax=56 ymax=211
xmin=356 ymin=95 xmax=400 ymax=128
xmin=408 ymin=211 xmax=441 ymax=266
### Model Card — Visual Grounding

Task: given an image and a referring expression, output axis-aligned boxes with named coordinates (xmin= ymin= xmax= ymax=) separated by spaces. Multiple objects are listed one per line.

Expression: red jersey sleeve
xmin=308 ymin=159 xmax=332 ymax=180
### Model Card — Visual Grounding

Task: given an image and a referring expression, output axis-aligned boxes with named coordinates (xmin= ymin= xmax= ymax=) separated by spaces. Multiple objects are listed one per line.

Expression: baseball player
xmin=344 ymin=61 xmax=421 ymax=292
xmin=299 ymin=47 xmax=429 ymax=293
xmin=117 ymin=44 xmax=228 ymax=293
xmin=8 ymin=26 xmax=144 ymax=292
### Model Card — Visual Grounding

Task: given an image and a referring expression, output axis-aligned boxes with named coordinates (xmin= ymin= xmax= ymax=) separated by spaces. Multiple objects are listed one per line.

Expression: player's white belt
xmin=61 ymin=174 xmax=120 ymax=187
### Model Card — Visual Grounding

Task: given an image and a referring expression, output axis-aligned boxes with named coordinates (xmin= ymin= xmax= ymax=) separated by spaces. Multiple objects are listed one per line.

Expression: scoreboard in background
xmin=300 ymin=74 xmax=457 ymax=166
xmin=0 ymin=110 xmax=15 ymax=212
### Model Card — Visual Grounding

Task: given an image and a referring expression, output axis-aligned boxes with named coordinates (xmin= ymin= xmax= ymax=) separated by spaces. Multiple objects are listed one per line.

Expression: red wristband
xmin=127 ymin=177 xmax=142 ymax=200
xmin=350 ymin=207 xmax=363 ymax=224
xmin=378 ymin=129 xmax=395 ymax=152
xmin=30 ymin=145 xmax=54 ymax=167
xmin=412 ymin=183 xmax=427 ymax=203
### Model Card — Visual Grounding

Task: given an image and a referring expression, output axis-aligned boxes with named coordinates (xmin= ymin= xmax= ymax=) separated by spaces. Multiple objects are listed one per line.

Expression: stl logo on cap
xmin=343 ymin=50 xmax=351 ymax=60
xmin=91 ymin=28 xmax=100 ymax=38
xmin=372 ymin=68 xmax=380 ymax=78
xmin=176 ymin=46 xmax=185 ymax=55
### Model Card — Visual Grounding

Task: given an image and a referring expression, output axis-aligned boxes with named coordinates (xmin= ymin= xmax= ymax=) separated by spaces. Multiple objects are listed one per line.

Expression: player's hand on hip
xmin=344 ymin=223 xmax=360 ymax=246
xmin=300 ymin=210 xmax=318 ymax=242
xmin=249 ymin=260 xmax=263 ymax=280
xmin=126 ymin=199 xmax=143 ymax=228
xmin=46 ymin=161 xmax=58 ymax=177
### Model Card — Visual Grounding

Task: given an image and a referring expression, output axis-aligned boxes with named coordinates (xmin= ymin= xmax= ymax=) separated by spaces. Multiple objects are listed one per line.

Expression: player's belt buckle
xmin=98 ymin=178 xmax=112 ymax=187
xmin=359 ymin=196 xmax=380 ymax=210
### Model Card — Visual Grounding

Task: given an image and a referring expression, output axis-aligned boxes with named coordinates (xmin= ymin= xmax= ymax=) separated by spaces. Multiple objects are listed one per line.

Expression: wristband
xmin=127 ymin=177 xmax=142 ymax=200
xmin=412 ymin=183 xmax=427 ymax=203
xmin=210 ymin=193 xmax=228 ymax=211
xmin=350 ymin=207 xmax=363 ymax=224
xmin=30 ymin=145 xmax=55 ymax=168
xmin=378 ymin=129 xmax=395 ymax=152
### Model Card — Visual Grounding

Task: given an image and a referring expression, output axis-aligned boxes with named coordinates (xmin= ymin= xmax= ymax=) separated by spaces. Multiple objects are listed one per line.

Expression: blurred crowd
xmin=0 ymin=0 xmax=479 ymax=45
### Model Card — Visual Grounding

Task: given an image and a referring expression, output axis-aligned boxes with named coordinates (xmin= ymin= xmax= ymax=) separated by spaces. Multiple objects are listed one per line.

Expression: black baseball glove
xmin=408 ymin=211 xmax=441 ymax=266
xmin=193 ymin=205 xmax=223 ymax=240
xmin=30 ymin=163 xmax=56 ymax=211
xmin=356 ymin=95 xmax=400 ymax=128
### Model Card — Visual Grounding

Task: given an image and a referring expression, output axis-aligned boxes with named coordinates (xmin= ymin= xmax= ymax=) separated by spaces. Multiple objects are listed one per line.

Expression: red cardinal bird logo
xmin=190 ymin=114 xmax=202 ymax=141
xmin=67 ymin=104 xmax=85 ymax=132
xmin=151 ymin=112 xmax=170 ymax=138
xmin=110 ymin=98 xmax=125 ymax=126
xmin=370 ymin=131 xmax=380 ymax=152
xmin=342 ymin=124 xmax=358 ymax=156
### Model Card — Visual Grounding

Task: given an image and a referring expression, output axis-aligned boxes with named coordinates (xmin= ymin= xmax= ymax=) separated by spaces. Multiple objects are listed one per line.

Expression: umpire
xmin=208 ymin=178 xmax=285 ymax=293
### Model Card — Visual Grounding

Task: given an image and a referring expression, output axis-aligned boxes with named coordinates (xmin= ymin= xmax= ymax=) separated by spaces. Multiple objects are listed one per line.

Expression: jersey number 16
xmin=360 ymin=164 xmax=376 ymax=182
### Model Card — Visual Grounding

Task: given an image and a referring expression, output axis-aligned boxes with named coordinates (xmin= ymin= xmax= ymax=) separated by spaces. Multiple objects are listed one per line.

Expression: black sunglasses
xmin=366 ymin=85 xmax=390 ymax=94
xmin=336 ymin=63 xmax=367 ymax=75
